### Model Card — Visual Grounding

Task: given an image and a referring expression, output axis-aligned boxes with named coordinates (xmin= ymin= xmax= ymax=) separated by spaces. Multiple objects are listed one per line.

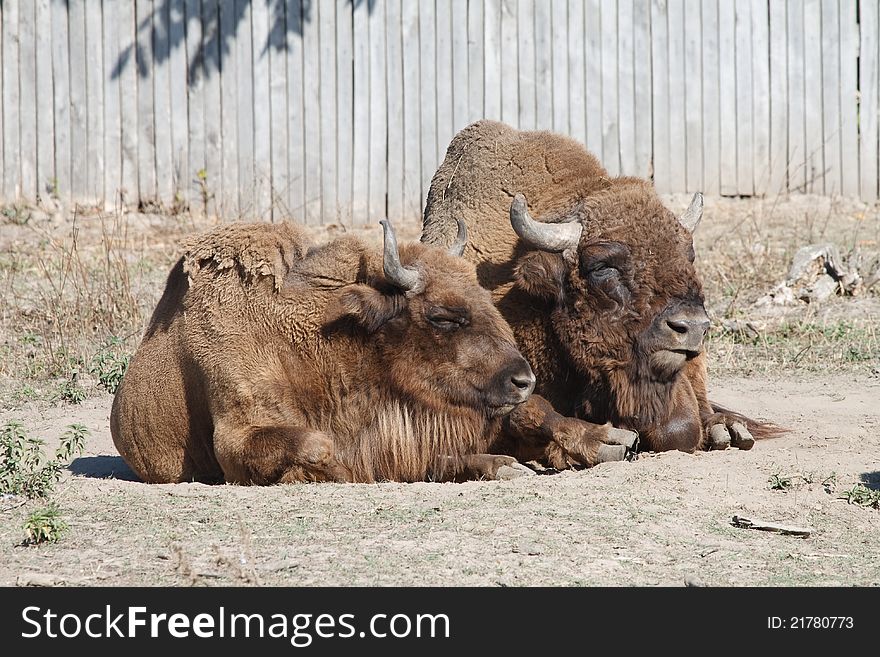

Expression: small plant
xmin=23 ymin=503 xmax=67 ymax=545
xmin=0 ymin=420 xmax=88 ymax=499
xmin=59 ymin=375 xmax=87 ymax=404
xmin=768 ymin=473 xmax=793 ymax=491
xmin=196 ymin=168 xmax=213 ymax=214
xmin=821 ymin=472 xmax=838 ymax=494
xmin=90 ymin=338 xmax=130 ymax=394
xmin=839 ymin=484 xmax=880 ymax=509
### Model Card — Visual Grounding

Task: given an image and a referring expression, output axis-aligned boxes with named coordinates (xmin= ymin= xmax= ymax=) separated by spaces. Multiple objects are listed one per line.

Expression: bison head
xmin=331 ymin=218 xmax=535 ymax=419
xmin=509 ymin=186 xmax=709 ymax=440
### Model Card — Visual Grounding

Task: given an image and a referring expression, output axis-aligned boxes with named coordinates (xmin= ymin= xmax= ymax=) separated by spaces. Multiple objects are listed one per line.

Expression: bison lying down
xmin=111 ymin=219 xmax=627 ymax=485
xmin=422 ymin=120 xmax=783 ymax=454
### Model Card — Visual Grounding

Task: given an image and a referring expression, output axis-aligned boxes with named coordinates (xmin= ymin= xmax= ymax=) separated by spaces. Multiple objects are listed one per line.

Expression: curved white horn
xmin=679 ymin=192 xmax=703 ymax=234
xmin=379 ymin=218 xmax=421 ymax=291
xmin=510 ymin=193 xmax=582 ymax=252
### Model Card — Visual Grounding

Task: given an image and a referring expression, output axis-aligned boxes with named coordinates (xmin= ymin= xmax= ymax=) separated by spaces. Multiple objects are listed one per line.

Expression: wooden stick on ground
xmin=730 ymin=515 xmax=813 ymax=537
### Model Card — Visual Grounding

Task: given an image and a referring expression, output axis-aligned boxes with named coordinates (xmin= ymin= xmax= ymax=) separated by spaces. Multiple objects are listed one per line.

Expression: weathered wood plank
xmin=52 ymin=0 xmax=71 ymax=202
xmin=567 ymin=0 xmax=585 ymax=146
xmin=803 ymin=0 xmax=822 ymax=194
xmin=251 ymin=0 xmax=272 ymax=220
xmin=751 ymin=0 xmax=770 ymax=196
xmin=551 ymin=0 xmax=568 ymax=133
xmin=517 ymin=0 xmax=536 ymax=130
xmin=734 ymin=0 xmax=753 ymax=195
xmin=452 ymin=0 xmax=470 ymax=132
xmin=484 ymin=0 xmax=502 ymax=121
xmin=467 ymin=0 xmax=484 ymax=123
xmin=285 ymin=0 xmax=305 ymax=220
xmin=351 ymin=0 xmax=370 ymax=224
xmin=533 ymin=0 xmax=551 ymax=130
xmin=787 ymin=0 xmax=806 ymax=193
xmin=718 ymin=0 xmax=736 ymax=195
xmin=859 ymin=0 xmax=879 ymax=200
xmin=35 ymin=0 xmax=54 ymax=202
xmin=633 ymin=0 xmax=652 ymax=179
xmin=385 ymin=0 xmax=404 ymax=222
xmin=219 ymin=0 xmax=239 ymax=215
xmin=1 ymin=0 xmax=19 ymax=199
xmin=767 ymin=0 xmax=787 ymax=196
xmin=650 ymin=0 xmax=669 ymax=191
xmin=18 ymin=0 xmax=37 ymax=199
xmin=667 ymin=0 xmax=687 ymax=191
xmin=117 ymin=0 xmax=139 ymax=205
xmin=500 ymin=0 xmax=518 ymax=127
xmin=369 ymin=0 xmax=387 ymax=221
xmin=202 ymin=0 xmax=222 ymax=217
xmin=618 ymin=0 xmax=636 ymax=176
xmin=401 ymin=0 xmax=420 ymax=219
xmin=302 ymin=0 xmax=321 ymax=222
xmin=436 ymin=0 xmax=454 ymax=160
xmin=819 ymin=0 xmax=840 ymax=195
xmin=102 ymin=0 xmax=122 ymax=205
xmin=235 ymin=0 xmax=255 ymax=217
xmin=151 ymin=0 xmax=173 ymax=203
xmin=683 ymin=0 xmax=701 ymax=191
xmin=336 ymin=0 xmax=354 ymax=224
xmin=267 ymin=0 xmax=289 ymax=219
xmin=839 ymin=0 xmax=858 ymax=197
xmin=318 ymin=0 xmax=338 ymax=223
xmin=167 ymin=0 xmax=188 ymax=205
xmin=419 ymin=0 xmax=436 ymax=211
xmin=134 ymin=0 xmax=156 ymax=202
xmin=700 ymin=0 xmax=719 ymax=195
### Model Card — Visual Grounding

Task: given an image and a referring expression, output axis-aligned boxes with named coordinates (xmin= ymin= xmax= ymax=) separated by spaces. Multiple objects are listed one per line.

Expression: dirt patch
xmin=1 ymin=196 xmax=879 ymax=586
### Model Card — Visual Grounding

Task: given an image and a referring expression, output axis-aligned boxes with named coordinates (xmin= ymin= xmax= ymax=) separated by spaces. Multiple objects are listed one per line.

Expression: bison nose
xmin=662 ymin=308 xmax=710 ymax=352
xmin=505 ymin=360 xmax=536 ymax=404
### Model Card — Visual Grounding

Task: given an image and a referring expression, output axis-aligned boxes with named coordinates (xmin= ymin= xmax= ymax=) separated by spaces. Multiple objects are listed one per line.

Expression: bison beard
xmin=110 ymin=219 xmax=574 ymax=485
xmin=421 ymin=120 xmax=785 ymax=455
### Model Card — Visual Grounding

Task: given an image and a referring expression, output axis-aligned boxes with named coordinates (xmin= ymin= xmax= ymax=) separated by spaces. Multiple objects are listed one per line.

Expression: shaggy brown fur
xmin=422 ymin=120 xmax=783 ymax=454
xmin=111 ymin=221 xmax=543 ymax=484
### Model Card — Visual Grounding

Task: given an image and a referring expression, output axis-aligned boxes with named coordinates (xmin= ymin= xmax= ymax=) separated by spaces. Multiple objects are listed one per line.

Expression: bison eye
xmin=425 ymin=307 xmax=470 ymax=331
xmin=589 ymin=264 xmax=619 ymax=281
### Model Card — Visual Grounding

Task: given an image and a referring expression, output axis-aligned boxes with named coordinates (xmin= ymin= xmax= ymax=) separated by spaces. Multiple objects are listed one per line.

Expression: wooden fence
xmin=0 ymin=0 xmax=878 ymax=225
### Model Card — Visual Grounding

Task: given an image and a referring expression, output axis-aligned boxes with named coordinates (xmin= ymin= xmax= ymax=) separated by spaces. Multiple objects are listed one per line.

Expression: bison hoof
xmin=708 ymin=424 xmax=731 ymax=450
xmin=729 ymin=422 xmax=755 ymax=450
xmin=496 ymin=462 xmax=536 ymax=480
xmin=605 ymin=426 xmax=639 ymax=451
xmin=596 ymin=444 xmax=628 ymax=463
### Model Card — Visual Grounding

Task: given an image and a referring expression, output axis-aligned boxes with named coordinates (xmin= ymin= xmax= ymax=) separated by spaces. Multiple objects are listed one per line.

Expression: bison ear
xmin=513 ymin=252 xmax=566 ymax=302
xmin=326 ymin=284 xmax=405 ymax=333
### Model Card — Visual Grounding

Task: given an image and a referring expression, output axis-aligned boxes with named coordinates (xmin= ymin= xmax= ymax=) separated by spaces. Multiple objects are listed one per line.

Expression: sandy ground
xmin=1 ymin=372 xmax=877 ymax=587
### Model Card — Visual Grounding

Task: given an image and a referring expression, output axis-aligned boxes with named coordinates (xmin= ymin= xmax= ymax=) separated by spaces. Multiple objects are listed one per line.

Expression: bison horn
xmin=447 ymin=217 xmax=468 ymax=257
xmin=678 ymin=192 xmax=703 ymax=233
xmin=379 ymin=218 xmax=421 ymax=291
xmin=510 ymin=193 xmax=582 ymax=252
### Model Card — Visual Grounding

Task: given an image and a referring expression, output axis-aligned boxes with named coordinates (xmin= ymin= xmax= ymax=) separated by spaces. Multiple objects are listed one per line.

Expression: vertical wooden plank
xmin=601 ymin=1 xmax=619 ymax=175
xmin=467 ymin=0 xmax=484 ymax=123
xmin=618 ymin=0 xmax=636 ymax=176
xmin=401 ymin=1 xmax=420 ymax=219
xmin=500 ymin=0 xmax=519 ymax=127
xmin=633 ymin=0 xmax=652 ymax=178
xmin=718 ymin=0 xmax=736 ymax=195
xmin=534 ymin=0 xmax=551 ymax=130
xmin=152 ymin=1 xmax=172 ymax=203
xmin=452 ymin=0 xmax=470 ymax=132
xmin=666 ymin=0 xmax=686 ymax=191
xmin=18 ymin=0 xmax=36 ymax=200
xmin=252 ymin=0 xmax=272 ymax=220
xmin=517 ymin=0 xmax=535 ymax=130
xmin=35 ymin=0 xmax=54 ymax=201
xmin=551 ymin=0 xmax=568 ymax=134
xmin=859 ymin=0 xmax=879 ymax=200
xmin=700 ymin=0 xmax=720 ymax=195
xmin=567 ymin=0 xmax=585 ymax=145
xmin=734 ymin=0 xmax=754 ymax=195
xmin=369 ymin=0 xmax=387 ymax=220
xmin=202 ymin=0 xmax=222 ymax=217
xmin=186 ymin=0 xmax=206 ymax=210
xmin=682 ymin=0 xmax=701 ymax=191
xmin=318 ymin=0 xmax=337 ymax=223
xmin=102 ymin=0 xmax=122 ymax=205
xmin=787 ymin=0 xmax=805 ymax=193
xmin=820 ymin=0 xmax=841 ymax=195
xmin=117 ymin=0 xmax=138 ymax=204
xmin=1 ymin=0 xmax=19 ymax=199
xmin=484 ymin=0 xmax=502 ymax=121
xmin=285 ymin=0 xmax=304 ymax=219
xmin=584 ymin=1 xmax=601 ymax=158
xmin=135 ymin=0 xmax=156 ymax=202
xmin=218 ymin=0 xmax=238 ymax=215
xmin=768 ymin=0 xmax=787 ymax=196
xmin=651 ymin=0 xmax=669 ymax=190
xmin=336 ymin=0 xmax=354 ymax=224
xmin=803 ymin=0 xmax=822 ymax=194
xmin=385 ymin=0 xmax=404 ymax=222
xmin=52 ymin=0 xmax=71 ymax=202
xmin=751 ymin=0 xmax=770 ymax=196
xmin=419 ymin=0 xmax=436 ymax=209
xmin=301 ymin=0 xmax=320 ymax=222
xmin=268 ymin=1 xmax=289 ymax=220
xmin=235 ymin=0 xmax=254 ymax=216
xmin=839 ymin=0 xmax=858 ymax=197
xmin=352 ymin=0 xmax=370 ymax=223
xmin=436 ymin=0 xmax=454 ymax=158
xmin=0 ymin=3 xmax=3 ymax=199
xmin=167 ymin=0 xmax=188 ymax=203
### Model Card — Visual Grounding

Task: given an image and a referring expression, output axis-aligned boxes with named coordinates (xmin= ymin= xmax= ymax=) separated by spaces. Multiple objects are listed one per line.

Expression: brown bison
xmin=422 ymin=120 xmax=781 ymax=454
xmin=111 ymin=218 xmax=625 ymax=485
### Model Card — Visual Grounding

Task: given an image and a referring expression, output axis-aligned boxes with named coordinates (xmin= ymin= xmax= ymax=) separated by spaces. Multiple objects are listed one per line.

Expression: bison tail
xmin=709 ymin=401 xmax=790 ymax=440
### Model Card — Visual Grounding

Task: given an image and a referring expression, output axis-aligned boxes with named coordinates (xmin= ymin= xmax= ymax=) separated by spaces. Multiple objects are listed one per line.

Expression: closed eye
xmin=589 ymin=264 xmax=619 ymax=281
xmin=426 ymin=306 xmax=471 ymax=331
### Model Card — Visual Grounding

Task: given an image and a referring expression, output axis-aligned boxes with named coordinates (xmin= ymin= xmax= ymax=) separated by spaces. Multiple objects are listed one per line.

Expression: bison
xmin=111 ymin=218 xmax=627 ymax=485
xmin=422 ymin=120 xmax=781 ymax=455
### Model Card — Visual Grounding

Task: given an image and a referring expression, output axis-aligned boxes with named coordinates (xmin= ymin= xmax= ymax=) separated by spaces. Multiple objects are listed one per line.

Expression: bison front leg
xmin=213 ymin=424 xmax=352 ymax=485
xmin=500 ymin=395 xmax=638 ymax=468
